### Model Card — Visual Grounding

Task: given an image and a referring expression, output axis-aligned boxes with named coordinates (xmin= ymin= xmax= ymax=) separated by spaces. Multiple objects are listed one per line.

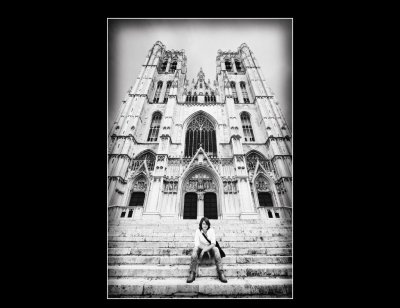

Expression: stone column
xmin=197 ymin=192 xmax=204 ymax=219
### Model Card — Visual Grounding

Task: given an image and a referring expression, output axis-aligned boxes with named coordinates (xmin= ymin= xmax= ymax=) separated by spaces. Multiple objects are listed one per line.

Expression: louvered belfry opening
xmin=184 ymin=115 xmax=217 ymax=158
xmin=241 ymin=112 xmax=255 ymax=141
xmin=204 ymin=192 xmax=218 ymax=219
xmin=147 ymin=112 xmax=162 ymax=141
xmin=183 ymin=192 xmax=197 ymax=219
xmin=258 ymin=192 xmax=274 ymax=207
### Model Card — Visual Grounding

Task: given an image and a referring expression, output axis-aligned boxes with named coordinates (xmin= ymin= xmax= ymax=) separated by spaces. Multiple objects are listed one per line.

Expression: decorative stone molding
xmin=108 ymin=176 xmax=127 ymax=184
xmin=223 ymin=180 xmax=238 ymax=194
xmin=157 ymin=155 xmax=166 ymax=162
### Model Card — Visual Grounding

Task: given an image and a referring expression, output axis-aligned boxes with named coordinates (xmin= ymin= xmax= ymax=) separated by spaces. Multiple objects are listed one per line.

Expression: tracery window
xmin=163 ymin=81 xmax=172 ymax=103
xmin=153 ymin=81 xmax=163 ymax=103
xmin=169 ymin=60 xmax=177 ymax=73
xmin=133 ymin=151 xmax=156 ymax=171
xmin=231 ymin=81 xmax=239 ymax=104
xmin=147 ymin=112 xmax=162 ymax=142
xmin=241 ymin=112 xmax=255 ymax=142
xmin=240 ymin=81 xmax=250 ymax=103
xmin=184 ymin=115 xmax=217 ymax=158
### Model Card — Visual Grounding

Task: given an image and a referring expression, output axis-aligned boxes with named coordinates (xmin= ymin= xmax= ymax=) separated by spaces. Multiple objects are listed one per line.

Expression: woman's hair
xmin=199 ymin=217 xmax=210 ymax=230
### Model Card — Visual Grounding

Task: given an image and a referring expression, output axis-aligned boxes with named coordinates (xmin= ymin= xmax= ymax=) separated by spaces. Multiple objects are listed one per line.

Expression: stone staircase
xmin=108 ymin=219 xmax=292 ymax=298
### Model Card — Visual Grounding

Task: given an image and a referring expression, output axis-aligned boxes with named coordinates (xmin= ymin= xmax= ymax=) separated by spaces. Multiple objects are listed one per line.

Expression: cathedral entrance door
xmin=204 ymin=192 xmax=218 ymax=219
xmin=183 ymin=192 xmax=197 ymax=219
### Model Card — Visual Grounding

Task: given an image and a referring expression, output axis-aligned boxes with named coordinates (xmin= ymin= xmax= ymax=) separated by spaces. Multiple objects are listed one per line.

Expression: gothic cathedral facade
xmin=108 ymin=41 xmax=292 ymax=221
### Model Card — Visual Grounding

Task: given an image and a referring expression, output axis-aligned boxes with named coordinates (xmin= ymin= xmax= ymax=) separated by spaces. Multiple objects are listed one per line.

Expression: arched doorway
xmin=183 ymin=192 xmax=197 ymax=219
xmin=253 ymin=173 xmax=279 ymax=209
xmin=204 ymin=192 xmax=217 ymax=219
xmin=180 ymin=168 xmax=220 ymax=220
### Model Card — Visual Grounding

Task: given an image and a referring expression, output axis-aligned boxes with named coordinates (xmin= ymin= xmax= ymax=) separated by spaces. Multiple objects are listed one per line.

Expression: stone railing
xmin=258 ymin=206 xmax=292 ymax=220
xmin=108 ymin=206 xmax=143 ymax=224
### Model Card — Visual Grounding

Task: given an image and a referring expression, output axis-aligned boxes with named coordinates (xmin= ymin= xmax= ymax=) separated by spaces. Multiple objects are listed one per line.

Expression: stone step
xmin=107 ymin=235 xmax=291 ymax=243
xmin=108 ymin=231 xmax=291 ymax=238
xmin=108 ymin=247 xmax=292 ymax=256
xmin=108 ymin=234 xmax=292 ymax=242
xmin=108 ymin=227 xmax=292 ymax=236
xmin=108 ymin=255 xmax=292 ymax=266
xmin=108 ymin=241 xmax=292 ymax=249
xmin=108 ymin=277 xmax=292 ymax=298
xmin=110 ymin=219 xmax=291 ymax=225
xmin=108 ymin=264 xmax=292 ymax=278
xmin=109 ymin=221 xmax=292 ymax=229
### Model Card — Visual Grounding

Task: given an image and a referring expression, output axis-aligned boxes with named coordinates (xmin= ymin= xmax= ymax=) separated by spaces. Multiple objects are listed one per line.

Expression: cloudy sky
xmin=108 ymin=18 xmax=292 ymax=131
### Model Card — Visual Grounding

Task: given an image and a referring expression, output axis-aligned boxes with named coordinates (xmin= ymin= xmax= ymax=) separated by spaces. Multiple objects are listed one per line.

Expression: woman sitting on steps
xmin=186 ymin=217 xmax=227 ymax=283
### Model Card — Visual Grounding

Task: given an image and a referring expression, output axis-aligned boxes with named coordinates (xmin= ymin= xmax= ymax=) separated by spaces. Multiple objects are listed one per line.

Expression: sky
xmin=108 ymin=18 xmax=292 ymax=131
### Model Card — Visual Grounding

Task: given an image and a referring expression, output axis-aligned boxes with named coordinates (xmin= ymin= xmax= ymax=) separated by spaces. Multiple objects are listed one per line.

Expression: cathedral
xmin=107 ymin=41 xmax=292 ymax=222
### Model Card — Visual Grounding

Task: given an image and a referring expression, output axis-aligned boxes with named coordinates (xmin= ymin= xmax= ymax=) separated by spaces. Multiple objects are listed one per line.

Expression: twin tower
xmin=108 ymin=41 xmax=292 ymax=221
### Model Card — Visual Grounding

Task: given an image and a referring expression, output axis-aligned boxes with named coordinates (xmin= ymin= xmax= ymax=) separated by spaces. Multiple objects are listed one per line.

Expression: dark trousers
xmin=189 ymin=247 xmax=223 ymax=273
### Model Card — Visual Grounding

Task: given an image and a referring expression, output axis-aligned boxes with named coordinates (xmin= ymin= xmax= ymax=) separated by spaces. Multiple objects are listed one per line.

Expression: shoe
xmin=187 ymin=271 xmax=195 ymax=283
xmin=218 ymin=270 xmax=227 ymax=283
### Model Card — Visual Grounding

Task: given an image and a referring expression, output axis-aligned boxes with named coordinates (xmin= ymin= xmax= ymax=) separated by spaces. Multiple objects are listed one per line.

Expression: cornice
xmin=108 ymin=176 xmax=127 ymax=184
xmin=108 ymin=153 xmax=132 ymax=161
xmin=271 ymin=154 xmax=292 ymax=162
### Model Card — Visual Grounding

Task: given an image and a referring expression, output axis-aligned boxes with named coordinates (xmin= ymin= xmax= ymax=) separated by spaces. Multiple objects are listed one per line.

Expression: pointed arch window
xmin=169 ymin=60 xmax=177 ymax=73
xmin=186 ymin=91 xmax=191 ymax=102
xmin=205 ymin=92 xmax=210 ymax=102
xmin=241 ymin=112 xmax=255 ymax=142
xmin=161 ymin=59 xmax=168 ymax=72
xmin=193 ymin=92 xmax=198 ymax=102
xmin=231 ymin=81 xmax=239 ymax=104
xmin=225 ymin=59 xmax=232 ymax=72
xmin=211 ymin=91 xmax=216 ymax=102
xmin=164 ymin=81 xmax=172 ymax=103
xmin=147 ymin=112 xmax=162 ymax=142
xmin=235 ymin=60 xmax=243 ymax=72
xmin=133 ymin=151 xmax=156 ymax=171
xmin=240 ymin=81 xmax=250 ymax=103
xmin=184 ymin=114 xmax=217 ymax=158
xmin=153 ymin=81 xmax=163 ymax=103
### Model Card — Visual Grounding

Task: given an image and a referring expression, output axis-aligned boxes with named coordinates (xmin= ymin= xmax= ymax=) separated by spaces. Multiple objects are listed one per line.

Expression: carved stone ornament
xmin=184 ymin=171 xmax=216 ymax=192
xmin=157 ymin=155 xmax=166 ymax=162
xmin=132 ymin=176 xmax=147 ymax=192
xmin=255 ymin=177 xmax=270 ymax=192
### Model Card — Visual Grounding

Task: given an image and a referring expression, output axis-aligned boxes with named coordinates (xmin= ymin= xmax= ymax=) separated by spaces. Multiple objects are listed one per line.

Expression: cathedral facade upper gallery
xmin=108 ymin=41 xmax=292 ymax=221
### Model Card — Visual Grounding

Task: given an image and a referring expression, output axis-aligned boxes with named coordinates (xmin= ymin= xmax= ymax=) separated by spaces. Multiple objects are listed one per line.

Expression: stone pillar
xmin=166 ymin=57 xmax=171 ymax=73
xmin=237 ymin=178 xmax=259 ymax=220
xmin=197 ymin=192 xmax=204 ymax=219
xmin=231 ymin=57 xmax=237 ymax=74
xmin=142 ymin=177 xmax=161 ymax=220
